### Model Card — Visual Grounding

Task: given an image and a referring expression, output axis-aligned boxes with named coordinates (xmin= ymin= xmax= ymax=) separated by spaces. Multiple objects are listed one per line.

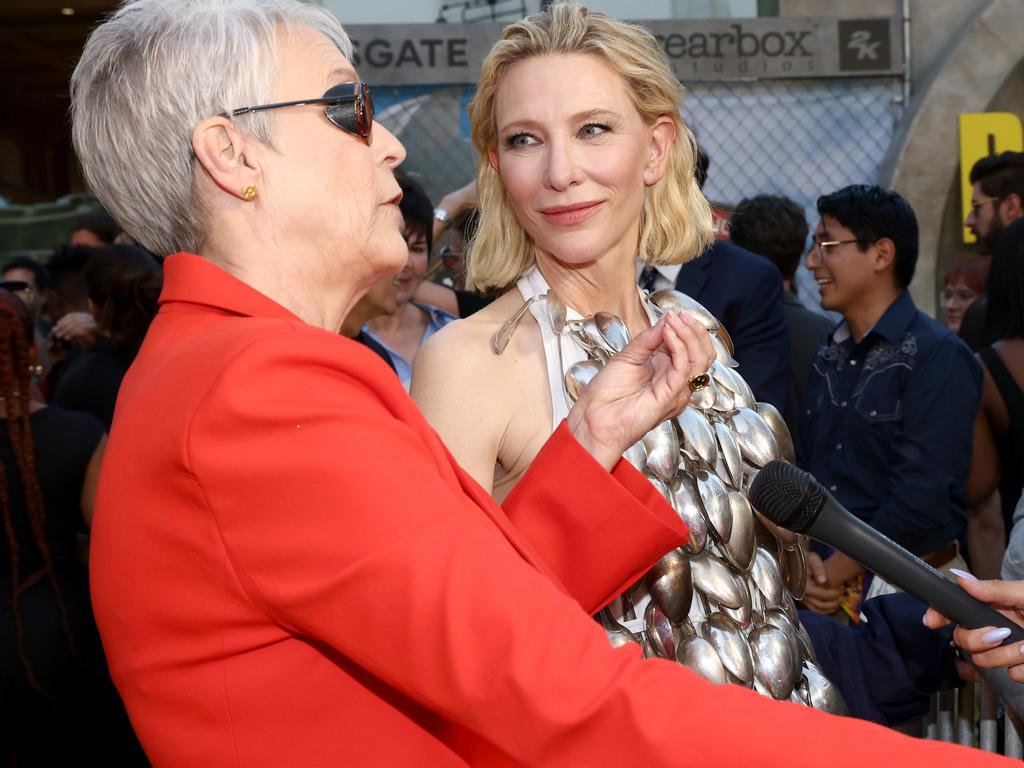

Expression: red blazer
xmin=91 ymin=253 xmax=1011 ymax=767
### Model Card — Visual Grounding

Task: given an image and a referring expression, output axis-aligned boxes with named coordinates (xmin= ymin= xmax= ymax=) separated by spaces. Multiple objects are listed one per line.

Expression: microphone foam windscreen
xmin=748 ymin=461 xmax=824 ymax=534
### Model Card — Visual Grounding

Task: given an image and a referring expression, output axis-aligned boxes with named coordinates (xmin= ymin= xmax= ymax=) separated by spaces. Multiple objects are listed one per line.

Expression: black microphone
xmin=749 ymin=460 xmax=1024 ymax=645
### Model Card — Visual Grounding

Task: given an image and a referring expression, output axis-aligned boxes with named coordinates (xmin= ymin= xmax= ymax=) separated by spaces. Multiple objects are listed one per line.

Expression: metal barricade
xmin=926 ymin=681 xmax=1024 ymax=758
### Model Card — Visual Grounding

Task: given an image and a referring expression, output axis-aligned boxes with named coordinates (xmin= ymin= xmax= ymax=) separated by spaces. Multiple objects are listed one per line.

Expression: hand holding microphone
xmin=924 ymin=576 xmax=1024 ymax=682
xmin=748 ymin=461 xmax=1024 ymax=650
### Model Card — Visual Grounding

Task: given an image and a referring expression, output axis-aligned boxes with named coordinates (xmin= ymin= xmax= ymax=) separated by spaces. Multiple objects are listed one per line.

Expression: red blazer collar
xmin=160 ymin=253 xmax=301 ymax=322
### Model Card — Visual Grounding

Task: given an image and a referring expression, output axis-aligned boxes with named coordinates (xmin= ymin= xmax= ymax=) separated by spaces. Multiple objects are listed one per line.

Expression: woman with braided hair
xmin=0 ymin=288 xmax=113 ymax=764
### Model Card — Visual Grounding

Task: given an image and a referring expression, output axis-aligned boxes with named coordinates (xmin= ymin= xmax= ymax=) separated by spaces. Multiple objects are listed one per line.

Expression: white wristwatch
xmin=433 ymin=207 xmax=449 ymax=224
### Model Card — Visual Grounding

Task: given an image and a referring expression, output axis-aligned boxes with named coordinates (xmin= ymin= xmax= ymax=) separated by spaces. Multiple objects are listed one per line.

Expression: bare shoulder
xmin=414 ymin=289 xmax=528 ymax=385
xmin=412 ymin=289 xmax=551 ymax=495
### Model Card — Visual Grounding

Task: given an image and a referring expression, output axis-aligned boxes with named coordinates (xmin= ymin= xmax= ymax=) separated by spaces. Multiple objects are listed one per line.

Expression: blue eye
xmin=506 ymin=132 xmax=538 ymax=148
xmin=580 ymin=123 xmax=611 ymax=138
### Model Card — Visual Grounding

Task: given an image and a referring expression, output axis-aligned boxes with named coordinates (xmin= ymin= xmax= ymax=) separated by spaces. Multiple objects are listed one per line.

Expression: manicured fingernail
xmin=982 ymin=627 xmax=1012 ymax=644
xmin=950 ymin=568 xmax=978 ymax=582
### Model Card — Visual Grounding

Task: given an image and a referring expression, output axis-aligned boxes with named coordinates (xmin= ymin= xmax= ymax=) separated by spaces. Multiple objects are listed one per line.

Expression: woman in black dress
xmin=0 ymin=287 xmax=121 ymax=765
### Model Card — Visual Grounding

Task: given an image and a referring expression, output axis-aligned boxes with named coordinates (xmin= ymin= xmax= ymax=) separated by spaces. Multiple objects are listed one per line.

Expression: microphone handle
xmin=810 ymin=503 xmax=1024 ymax=645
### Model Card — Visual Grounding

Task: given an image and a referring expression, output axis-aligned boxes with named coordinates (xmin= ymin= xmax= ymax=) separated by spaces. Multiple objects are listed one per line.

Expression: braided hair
xmin=0 ymin=288 xmax=76 ymax=692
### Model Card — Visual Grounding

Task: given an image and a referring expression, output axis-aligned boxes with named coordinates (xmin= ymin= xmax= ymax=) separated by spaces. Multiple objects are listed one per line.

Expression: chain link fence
xmin=376 ymin=76 xmax=904 ymax=303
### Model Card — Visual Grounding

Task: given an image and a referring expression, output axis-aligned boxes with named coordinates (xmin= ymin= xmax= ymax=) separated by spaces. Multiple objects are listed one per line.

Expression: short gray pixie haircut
xmin=71 ymin=0 xmax=352 ymax=256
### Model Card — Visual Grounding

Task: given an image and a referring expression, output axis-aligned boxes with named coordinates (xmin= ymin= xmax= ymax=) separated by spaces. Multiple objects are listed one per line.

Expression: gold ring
xmin=688 ymin=373 xmax=711 ymax=392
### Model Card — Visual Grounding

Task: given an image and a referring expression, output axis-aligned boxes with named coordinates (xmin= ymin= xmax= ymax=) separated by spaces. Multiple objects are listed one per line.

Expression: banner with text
xmin=347 ymin=16 xmax=902 ymax=86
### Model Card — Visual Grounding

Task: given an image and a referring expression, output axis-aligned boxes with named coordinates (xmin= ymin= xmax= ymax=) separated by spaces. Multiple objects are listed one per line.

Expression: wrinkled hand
xmin=567 ymin=311 xmax=714 ymax=470
xmin=801 ymin=551 xmax=844 ymax=615
xmin=50 ymin=311 xmax=99 ymax=348
xmin=924 ymin=574 xmax=1024 ymax=682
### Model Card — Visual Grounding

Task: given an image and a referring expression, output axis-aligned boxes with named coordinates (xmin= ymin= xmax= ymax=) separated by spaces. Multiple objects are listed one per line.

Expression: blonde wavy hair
xmin=466 ymin=2 xmax=713 ymax=292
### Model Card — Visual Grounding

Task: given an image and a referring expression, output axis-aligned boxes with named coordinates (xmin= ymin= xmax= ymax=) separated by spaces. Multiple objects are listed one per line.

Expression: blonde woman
xmin=415 ymin=3 xmax=833 ymax=706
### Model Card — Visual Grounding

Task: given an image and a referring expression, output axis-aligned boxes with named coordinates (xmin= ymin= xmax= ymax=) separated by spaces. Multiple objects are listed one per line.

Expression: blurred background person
xmin=959 ymin=151 xmax=1024 ymax=351
xmin=0 ymin=287 xmax=119 ymax=765
xmin=69 ymin=209 xmax=121 ymax=249
xmin=729 ymin=193 xmax=833 ymax=442
xmin=966 ymin=220 xmax=1024 ymax=577
xmin=364 ymin=174 xmax=455 ymax=387
xmin=942 ymin=256 xmax=990 ymax=335
xmin=51 ymin=246 xmax=162 ymax=430
xmin=340 ymin=271 xmax=402 ymax=374
xmin=1 ymin=256 xmax=52 ymax=386
xmin=639 ymin=148 xmax=791 ymax=413
xmin=41 ymin=245 xmax=95 ymax=398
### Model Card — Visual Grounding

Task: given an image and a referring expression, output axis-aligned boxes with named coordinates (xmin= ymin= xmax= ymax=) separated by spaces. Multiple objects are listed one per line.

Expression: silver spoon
xmin=644 ymin=600 xmax=681 ymax=659
xmin=644 ymin=548 xmax=693 ymax=624
xmin=491 ymin=294 xmax=543 ymax=354
xmin=763 ymin=606 xmax=807 ymax=684
xmin=594 ymin=311 xmax=632 ymax=353
xmin=713 ymin=420 xmax=743 ymax=488
xmin=642 ymin=420 xmax=680 ymax=485
xmin=802 ymin=661 xmax=849 ymax=715
xmin=696 ymin=470 xmax=732 ymax=543
xmin=545 ymin=290 xmax=567 ymax=333
xmin=750 ymin=545 xmax=785 ymax=607
xmin=702 ymin=612 xmax=754 ymax=687
xmin=781 ymin=544 xmax=808 ymax=600
xmin=647 ymin=289 xmax=720 ymax=333
xmin=730 ymin=408 xmax=780 ymax=468
xmin=755 ymin=401 xmax=796 ymax=464
xmin=671 ymin=475 xmax=708 ymax=554
xmin=581 ymin=316 xmax=615 ymax=356
xmin=677 ymin=407 xmax=718 ymax=468
xmin=676 ymin=632 xmax=729 ymax=684
xmin=564 ymin=359 xmax=602 ymax=403
xmin=722 ymin=491 xmax=756 ymax=572
xmin=749 ymin=623 xmax=797 ymax=700
xmin=690 ymin=552 xmax=745 ymax=609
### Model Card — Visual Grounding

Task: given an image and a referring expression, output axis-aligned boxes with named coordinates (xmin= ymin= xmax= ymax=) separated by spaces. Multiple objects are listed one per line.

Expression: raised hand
xmin=566 ymin=311 xmax=714 ymax=470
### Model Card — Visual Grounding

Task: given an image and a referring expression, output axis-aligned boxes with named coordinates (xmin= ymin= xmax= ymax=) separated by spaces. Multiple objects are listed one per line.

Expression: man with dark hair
xmin=642 ymin=149 xmax=791 ymax=414
xmin=70 ymin=208 xmax=121 ymax=247
xmin=959 ymin=151 xmax=1024 ymax=349
xmin=729 ymin=195 xmax=833 ymax=440
xmin=798 ymin=185 xmax=980 ymax=621
xmin=966 ymin=151 xmax=1024 ymax=255
xmin=1 ymin=256 xmax=50 ymax=322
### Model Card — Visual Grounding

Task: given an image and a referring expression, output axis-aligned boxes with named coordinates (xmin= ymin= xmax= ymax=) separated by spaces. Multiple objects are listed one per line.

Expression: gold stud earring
xmin=242 ymin=185 xmax=257 ymax=201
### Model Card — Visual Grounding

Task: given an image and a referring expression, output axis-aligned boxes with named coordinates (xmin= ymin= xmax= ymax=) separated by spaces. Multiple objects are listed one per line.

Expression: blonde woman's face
xmin=489 ymin=53 xmax=673 ymax=268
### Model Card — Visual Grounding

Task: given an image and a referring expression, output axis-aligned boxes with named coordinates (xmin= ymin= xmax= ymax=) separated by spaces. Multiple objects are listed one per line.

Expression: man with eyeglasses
xmin=797 ymin=185 xmax=980 ymax=624
xmin=959 ymin=151 xmax=1024 ymax=351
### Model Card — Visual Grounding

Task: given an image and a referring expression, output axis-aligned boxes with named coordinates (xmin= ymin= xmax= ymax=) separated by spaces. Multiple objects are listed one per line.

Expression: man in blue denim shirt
xmin=797 ymin=185 xmax=981 ymax=618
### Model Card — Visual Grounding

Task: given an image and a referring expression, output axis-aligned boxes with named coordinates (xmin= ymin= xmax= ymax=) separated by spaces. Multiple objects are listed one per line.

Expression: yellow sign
xmin=959 ymin=113 xmax=1024 ymax=243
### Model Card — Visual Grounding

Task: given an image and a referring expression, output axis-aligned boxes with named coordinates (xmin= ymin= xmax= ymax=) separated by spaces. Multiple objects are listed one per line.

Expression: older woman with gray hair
xmin=69 ymin=1 xmax=1017 ymax=766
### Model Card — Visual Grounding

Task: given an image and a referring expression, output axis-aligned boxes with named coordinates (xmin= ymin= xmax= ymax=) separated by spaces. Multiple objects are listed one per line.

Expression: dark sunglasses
xmin=225 ymin=82 xmax=374 ymax=145
xmin=0 ymin=280 xmax=30 ymax=293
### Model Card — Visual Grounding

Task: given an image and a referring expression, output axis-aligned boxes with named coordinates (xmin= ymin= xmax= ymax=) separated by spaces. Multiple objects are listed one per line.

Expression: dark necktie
xmin=639 ymin=266 xmax=660 ymax=293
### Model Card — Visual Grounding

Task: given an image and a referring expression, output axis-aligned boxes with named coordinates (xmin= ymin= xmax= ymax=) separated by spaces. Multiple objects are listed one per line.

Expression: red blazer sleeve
xmin=501 ymin=421 xmax=688 ymax=613
xmin=187 ymin=332 xmax=1012 ymax=768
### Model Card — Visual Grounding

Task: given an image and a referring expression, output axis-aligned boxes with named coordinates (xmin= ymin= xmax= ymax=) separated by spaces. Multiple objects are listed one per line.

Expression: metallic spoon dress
xmin=501 ymin=267 xmax=846 ymax=712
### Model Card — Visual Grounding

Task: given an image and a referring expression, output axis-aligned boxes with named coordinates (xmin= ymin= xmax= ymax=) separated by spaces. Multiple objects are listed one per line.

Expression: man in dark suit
xmin=729 ymin=194 xmax=834 ymax=442
xmin=640 ymin=150 xmax=790 ymax=413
